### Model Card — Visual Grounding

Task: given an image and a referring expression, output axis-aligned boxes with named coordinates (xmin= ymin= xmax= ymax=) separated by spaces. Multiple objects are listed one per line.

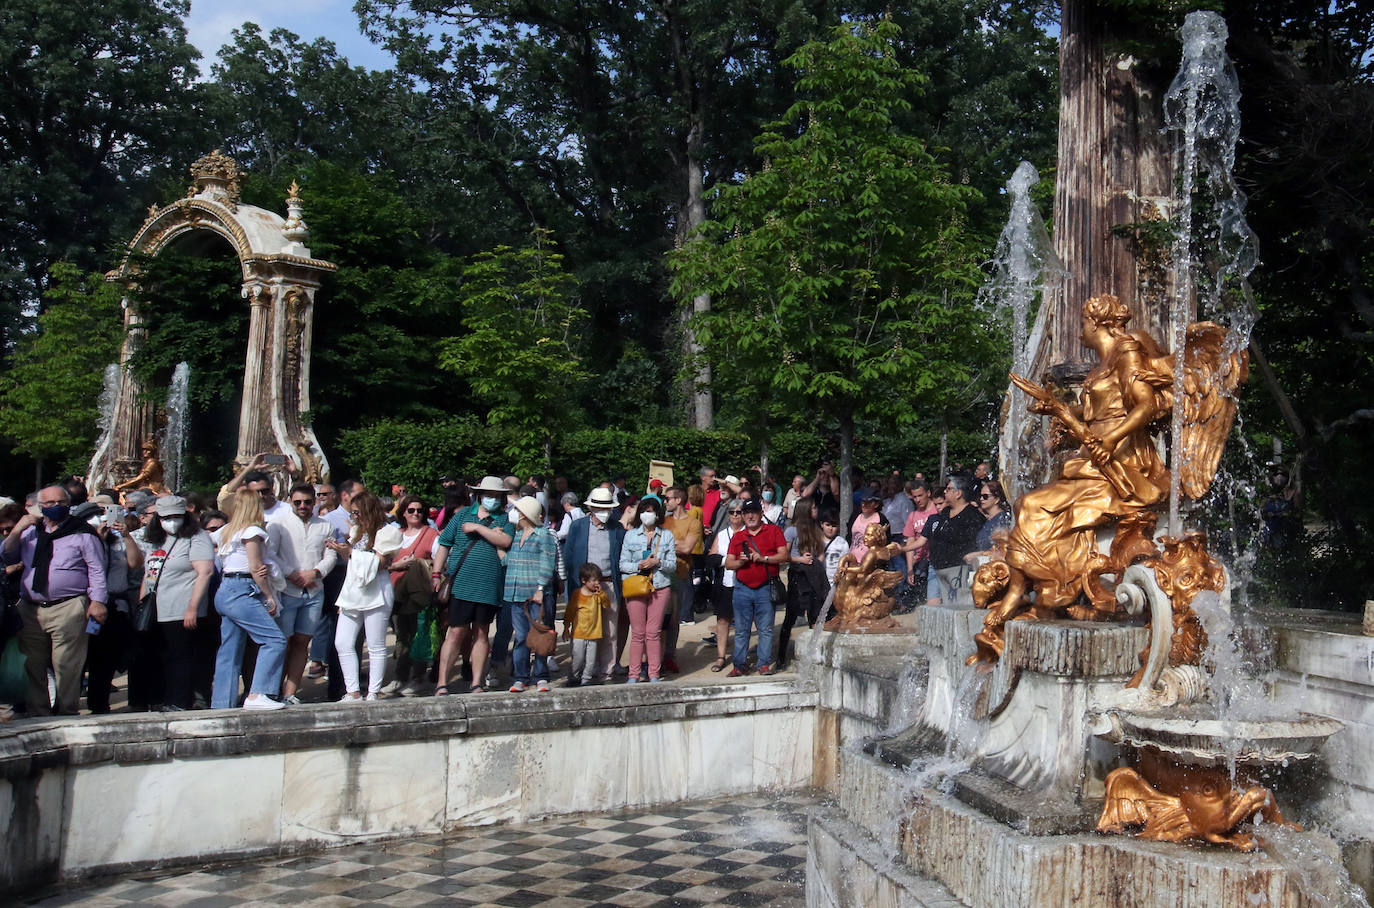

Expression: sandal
xmin=469 ymin=685 xmax=486 ymax=694
xmin=710 ymin=659 xmax=727 ymax=672
xmin=433 ymin=685 xmax=449 ymax=697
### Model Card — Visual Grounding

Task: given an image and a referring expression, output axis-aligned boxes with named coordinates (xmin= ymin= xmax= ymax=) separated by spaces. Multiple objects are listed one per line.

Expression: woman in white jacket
xmin=326 ymin=490 xmax=403 ymax=700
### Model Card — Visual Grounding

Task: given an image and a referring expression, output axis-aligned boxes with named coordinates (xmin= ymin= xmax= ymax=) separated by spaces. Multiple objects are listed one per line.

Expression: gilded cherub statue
xmin=824 ymin=522 xmax=904 ymax=632
xmin=114 ymin=439 xmax=171 ymax=496
xmin=969 ymin=294 xmax=1247 ymax=664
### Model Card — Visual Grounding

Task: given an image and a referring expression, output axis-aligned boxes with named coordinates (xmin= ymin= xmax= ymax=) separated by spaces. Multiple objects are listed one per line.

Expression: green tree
xmin=0 ymin=264 xmax=123 ymax=470
xmin=0 ymin=0 xmax=203 ymax=348
xmin=440 ymin=228 xmax=588 ymax=470
xmin=672 ymin=19 xmax=984 ymax=527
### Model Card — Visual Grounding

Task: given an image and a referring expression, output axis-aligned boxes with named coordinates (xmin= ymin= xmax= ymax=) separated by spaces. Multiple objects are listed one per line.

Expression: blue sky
xmin=186 ymin=0 xmax=396 ymax=72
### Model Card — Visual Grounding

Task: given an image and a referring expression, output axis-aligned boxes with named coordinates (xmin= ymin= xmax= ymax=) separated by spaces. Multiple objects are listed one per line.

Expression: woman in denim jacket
xmin=618 ymin=496 xmax=676 ymax=682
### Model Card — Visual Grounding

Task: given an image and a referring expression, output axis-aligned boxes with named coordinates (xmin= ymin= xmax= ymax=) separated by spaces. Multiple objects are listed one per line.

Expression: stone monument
xmin=88 ymin=151 xmax=336 ymax=492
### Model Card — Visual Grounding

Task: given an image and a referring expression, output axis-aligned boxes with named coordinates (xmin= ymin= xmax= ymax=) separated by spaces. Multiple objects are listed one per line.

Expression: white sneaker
xmin=365 ymin=693 xmax=378 ymax=701
xmin=379 ymin=680 xmax=401 ymax=695
xmin=243 ymin=695 xmax=284 ymax=711
xmin=400 ymin=685 xmax=417 ymax=698
xmin=536 ymin=680 xmax=551 ymax=692
xmin=509 ymin=681 xmax=526 ymax=693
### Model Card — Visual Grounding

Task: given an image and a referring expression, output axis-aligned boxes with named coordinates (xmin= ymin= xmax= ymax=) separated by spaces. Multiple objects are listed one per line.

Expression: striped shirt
xmin=437 ymin=505 xmax=512 ymax=606
xmin=503 ymin=526 xmax=558 ymax=602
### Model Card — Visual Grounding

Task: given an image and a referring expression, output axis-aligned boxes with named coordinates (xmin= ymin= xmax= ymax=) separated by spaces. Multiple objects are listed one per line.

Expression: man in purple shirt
xmin=2 ymin=485 xmax=108 ymax=715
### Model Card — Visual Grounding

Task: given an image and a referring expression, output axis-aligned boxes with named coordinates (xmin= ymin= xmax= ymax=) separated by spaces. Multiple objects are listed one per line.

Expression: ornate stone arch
xmin=89 ymin=151 xmax=338 ymax=492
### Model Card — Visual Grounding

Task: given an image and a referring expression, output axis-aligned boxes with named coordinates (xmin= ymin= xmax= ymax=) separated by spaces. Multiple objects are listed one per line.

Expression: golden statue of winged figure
xmin=968 ymin=294 xmax=1248 ymax=665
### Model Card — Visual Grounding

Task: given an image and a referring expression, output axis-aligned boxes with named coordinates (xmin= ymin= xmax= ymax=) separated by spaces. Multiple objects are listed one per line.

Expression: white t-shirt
xmin=714 ymin=527 xmax=739 ymax=589
xmin=821 ymin=535 xmax=849 ymax=585
xmin=216 ymin=525 xmax=270 ymax=575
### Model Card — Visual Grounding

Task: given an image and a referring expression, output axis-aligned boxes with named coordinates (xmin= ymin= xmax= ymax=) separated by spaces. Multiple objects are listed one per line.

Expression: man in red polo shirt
xmin=724 ymin=498 xmax=788 ymax=676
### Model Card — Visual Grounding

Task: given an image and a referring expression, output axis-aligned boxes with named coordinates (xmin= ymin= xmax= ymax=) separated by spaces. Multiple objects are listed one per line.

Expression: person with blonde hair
xmin=211 ymin=488 xmax=287 ymax=710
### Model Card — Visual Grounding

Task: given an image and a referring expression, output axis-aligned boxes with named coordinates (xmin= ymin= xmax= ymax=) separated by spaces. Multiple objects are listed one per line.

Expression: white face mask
xmin=481 ymin=496 xmax=501 ymax=512
xmin=640 ymin=512 xmax=658 ymax=528
xmin=161 ymin=517 xmax=184 ymax=534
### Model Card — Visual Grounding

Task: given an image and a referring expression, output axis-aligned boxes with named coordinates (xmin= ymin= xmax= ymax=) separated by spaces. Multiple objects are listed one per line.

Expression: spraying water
xmin=160 ymin=363 xmax=190 ymax=493
xmin=1163 ymin=11 xmax=1260 ymax=535
xmin=88 ymin=364 xmax=123 ymax=479
xmin=979 ymin=162 xmax=1065 ymax=500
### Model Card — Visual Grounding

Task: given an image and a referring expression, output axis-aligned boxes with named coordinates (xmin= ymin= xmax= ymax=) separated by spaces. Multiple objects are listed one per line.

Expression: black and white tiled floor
xmin=26 ymin=793 xmax=817 ymax=907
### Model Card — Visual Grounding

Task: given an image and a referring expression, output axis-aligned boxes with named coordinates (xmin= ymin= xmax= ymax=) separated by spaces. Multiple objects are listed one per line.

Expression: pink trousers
xmin=626 ymin=586 xmax=670 ymax=680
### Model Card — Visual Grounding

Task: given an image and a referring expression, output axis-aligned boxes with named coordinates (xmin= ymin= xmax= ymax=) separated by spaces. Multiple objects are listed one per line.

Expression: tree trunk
xmin=939 ymin=424 xmax=948 ymax=484
xmin=1031 ymin=0 xmax=1174 ymax=379
xmin=759 ymin=435 xmax=770 ymax=487
xmin=685 ymin=144 xmax=713 ymax=429
xmin=838 ymin=415 xmax=854 ymax=534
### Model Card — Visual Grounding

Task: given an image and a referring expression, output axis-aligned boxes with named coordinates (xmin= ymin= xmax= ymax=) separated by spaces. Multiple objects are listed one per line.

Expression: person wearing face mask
xmin=1 ymin=486 xmax=108 ymax=716
xmin=759 ymin=480 xmax=783 ymax=526
xmin=72 ymin=498 xmax=145 ymax=713
xmin=564 ymin=486 xmax=627 ymax=683
xmin=432 ymin=476 xmax=513 ymax=694
xmin=140 ymin=497 xmax=215 ymax=710
xmin=617 ymin=496 xmax=676 ymax=682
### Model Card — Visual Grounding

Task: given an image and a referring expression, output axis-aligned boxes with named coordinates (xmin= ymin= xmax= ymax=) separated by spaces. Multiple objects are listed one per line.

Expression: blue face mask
xmin=41 ymin=504 xmax=70 ymax=523
xmin=481 ymin=496 xmax=501 ymax=512
xmin=762 ymin=491 xmax=774 ymax=503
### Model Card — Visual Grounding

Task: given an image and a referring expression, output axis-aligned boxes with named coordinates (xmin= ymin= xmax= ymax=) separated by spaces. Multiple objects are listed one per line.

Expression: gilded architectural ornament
xmin=825 ymin=522 xmax=904 ymax=632
xmin=968 ymin=294 xmax=1247 ymax=665
xmin=1097 ymin=747 xmax=1298 ymax=851
xmin=187 ymin=149 xmax=243 ymax=209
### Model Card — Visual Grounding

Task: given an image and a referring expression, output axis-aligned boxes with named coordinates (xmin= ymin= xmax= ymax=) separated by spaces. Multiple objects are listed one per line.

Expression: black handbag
xmin=132 ymin=538 xmax=178 ymax=634
xmin=131 ymin=591 xmax=157 ymax=634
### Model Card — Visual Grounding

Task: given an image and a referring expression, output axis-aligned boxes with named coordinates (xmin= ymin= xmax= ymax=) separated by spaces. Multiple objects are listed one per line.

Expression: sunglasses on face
xmin=292 ymin=499 xmax=313 ymax=506
xmin=316 ymin=492 xmax=329 ymax=498
xmin=405 ymin=507 xmax=425 ymax=514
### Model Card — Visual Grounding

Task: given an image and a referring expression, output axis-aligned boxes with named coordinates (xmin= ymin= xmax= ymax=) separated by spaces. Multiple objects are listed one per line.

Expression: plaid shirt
xmin=503 ymin=526 xmax=558 ymax=602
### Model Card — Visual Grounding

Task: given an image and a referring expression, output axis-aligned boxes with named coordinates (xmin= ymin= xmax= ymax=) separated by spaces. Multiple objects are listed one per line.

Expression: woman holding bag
xmin=327 ymin=491 xmax=404 ymax=701
xmin=503 ymin=496 xmax=558 ymax=693
xmin=388 ymin=495 xmax=438 ymax=695
xmin=618 ymin=496 xmax=676 ymax=683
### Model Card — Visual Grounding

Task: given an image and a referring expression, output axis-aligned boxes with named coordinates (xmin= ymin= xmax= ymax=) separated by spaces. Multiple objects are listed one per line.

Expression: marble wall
xmin=0 ymin=681 xmax=815 ymax=894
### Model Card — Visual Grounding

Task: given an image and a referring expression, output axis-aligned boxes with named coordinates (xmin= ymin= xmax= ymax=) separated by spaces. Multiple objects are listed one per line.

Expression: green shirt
xmin=438 ymin=504 xmax=512 ymax=606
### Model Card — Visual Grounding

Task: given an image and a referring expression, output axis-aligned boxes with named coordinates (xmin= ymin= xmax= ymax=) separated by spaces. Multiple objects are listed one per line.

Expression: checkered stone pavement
xmin=25 ymin=792 xmax=818 ymax=907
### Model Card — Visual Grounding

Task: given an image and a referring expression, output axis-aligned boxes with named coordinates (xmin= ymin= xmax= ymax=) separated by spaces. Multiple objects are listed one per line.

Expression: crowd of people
xmin=0 ymin=456 xmax=1006 ymax=718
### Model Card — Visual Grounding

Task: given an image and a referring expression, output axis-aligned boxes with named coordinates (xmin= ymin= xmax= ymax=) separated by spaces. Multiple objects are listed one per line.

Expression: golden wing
xmin=1178 ymin=322 xmax=1250 ymax=499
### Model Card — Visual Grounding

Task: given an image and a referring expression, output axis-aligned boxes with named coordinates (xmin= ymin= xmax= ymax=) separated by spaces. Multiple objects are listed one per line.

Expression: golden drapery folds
xmin=969 ymin=294 xmax=1246 ymax=666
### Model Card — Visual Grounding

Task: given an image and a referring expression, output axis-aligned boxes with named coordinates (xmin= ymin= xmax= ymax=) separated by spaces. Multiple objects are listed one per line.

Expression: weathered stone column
xmin=236 ymin=283 xmax=275 ymax=466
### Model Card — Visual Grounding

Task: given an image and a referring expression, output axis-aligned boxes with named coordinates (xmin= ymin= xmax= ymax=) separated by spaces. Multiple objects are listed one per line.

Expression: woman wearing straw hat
xmin=432 ymin=476 xmax=513 ymax=694
xmin=503 ymin=496 xmax=559 ymax=692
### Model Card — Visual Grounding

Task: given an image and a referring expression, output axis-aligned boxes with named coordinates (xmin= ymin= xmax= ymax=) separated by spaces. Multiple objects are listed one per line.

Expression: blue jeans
xmin=509 ymin=599 xmax=555 ymax=684
xmin=732 ymin=583 xmax=775 ymax=670
xmin=212 ymin=576 xmax=288 ymax=708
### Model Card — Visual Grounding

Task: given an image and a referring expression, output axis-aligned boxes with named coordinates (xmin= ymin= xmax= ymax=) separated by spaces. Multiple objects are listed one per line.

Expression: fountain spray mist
xmin=978 ymin=161 xmax=1064 ymax=500
xmin=161 ymin=363 xmax=190 ymax=493
xmin=1163 ymin=11 xmax=1260 ymax=535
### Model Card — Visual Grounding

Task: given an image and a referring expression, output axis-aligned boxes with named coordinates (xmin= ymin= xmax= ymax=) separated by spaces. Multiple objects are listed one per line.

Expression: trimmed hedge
xmin=335 ymin=417 xmax=995 ymax=500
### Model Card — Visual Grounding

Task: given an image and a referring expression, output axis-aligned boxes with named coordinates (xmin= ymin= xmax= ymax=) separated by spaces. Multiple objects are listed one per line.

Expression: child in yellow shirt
xmin=564 ymin=563 xmax=607 ymax=686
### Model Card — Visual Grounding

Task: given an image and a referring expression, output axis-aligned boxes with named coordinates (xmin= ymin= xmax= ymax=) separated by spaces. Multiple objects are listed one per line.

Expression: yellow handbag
xmin=622 ymin=574 xmax=653 ymax=598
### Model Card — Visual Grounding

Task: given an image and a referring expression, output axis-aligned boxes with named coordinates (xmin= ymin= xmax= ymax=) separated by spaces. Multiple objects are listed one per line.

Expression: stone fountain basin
xmin=1108 ymin=708 xmax=1344 ymax=767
